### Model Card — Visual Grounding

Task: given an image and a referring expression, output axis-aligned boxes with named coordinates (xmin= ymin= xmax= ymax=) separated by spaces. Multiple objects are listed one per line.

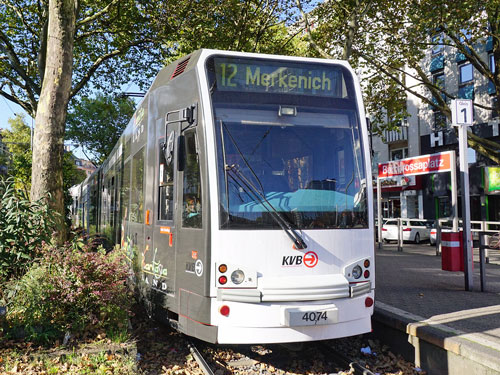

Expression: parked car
xmin=429 ymin=221 xmax=465 ymax=246
xmin=381 ymin=219 xmax=432 ymax=244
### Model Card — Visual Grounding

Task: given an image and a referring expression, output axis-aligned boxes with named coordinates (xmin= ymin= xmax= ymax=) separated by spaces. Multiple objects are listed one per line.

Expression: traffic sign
xmin=451 ymin=99 xmax=473 ymax=126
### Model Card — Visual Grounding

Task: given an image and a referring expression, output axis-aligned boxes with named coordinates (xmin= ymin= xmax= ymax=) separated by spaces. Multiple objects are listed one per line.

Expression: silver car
xmin=381 ymin=219 xmax=432 ymax=244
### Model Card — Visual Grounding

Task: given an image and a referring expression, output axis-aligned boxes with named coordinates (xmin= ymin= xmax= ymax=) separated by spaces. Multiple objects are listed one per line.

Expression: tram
xmin=70 ymin=49 xmax=375 ymax=344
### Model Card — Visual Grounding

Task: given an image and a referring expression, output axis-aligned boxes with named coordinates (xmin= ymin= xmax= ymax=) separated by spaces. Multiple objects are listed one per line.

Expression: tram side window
xmin=159 ymin=140 xmax=174 ymax=221
xmin=182 ymin=130 xmax=202 ymax=228
xmin=130 ymin=148 xmax=145 ymax=223
xmin=122 ymin=159 xmax=131 ymax=222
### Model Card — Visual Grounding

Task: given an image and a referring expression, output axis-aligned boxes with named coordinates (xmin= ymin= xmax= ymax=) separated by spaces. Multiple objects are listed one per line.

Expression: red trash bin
xmin=441 ymin=231 xmax=463 ymax=272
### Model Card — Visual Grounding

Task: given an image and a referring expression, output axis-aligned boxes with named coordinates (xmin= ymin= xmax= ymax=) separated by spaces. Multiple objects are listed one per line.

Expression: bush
xmin=3 ymin=241 xmax=132 ymax=344
xmin=0 ymin=178 xmax=59 ymax=281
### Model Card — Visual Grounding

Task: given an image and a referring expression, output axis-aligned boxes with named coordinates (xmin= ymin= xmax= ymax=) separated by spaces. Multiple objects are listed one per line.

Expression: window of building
xmin=433 ymin=110 xmax=447 ymax=129
xmin=459 ymin=63 xmax=473 ymax=84
xmin=432 ymin=73 xmax=445 ymax=103
xmin=390 ymin=148 xmax=408 ymax=161
xmin=182 ymin=130 xmax=202 ymax=228
xmin=431 ymin=34 xmax=443 ymax=55
xmin=458 ymin=62 xmax=474 ymax=99
xmin=488 ymin=54 xmax=496 ymax=96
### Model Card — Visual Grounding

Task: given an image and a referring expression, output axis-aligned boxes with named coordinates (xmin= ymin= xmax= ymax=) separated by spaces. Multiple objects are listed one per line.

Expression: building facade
xmin=372 ymin=34 xmax=500 ymax=222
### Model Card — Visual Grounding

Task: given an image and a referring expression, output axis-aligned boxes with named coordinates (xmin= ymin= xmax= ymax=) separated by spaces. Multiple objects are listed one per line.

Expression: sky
xmin=0 ymin=83 xmax=142 ymax=161
xmin=0 ymin=97 xmax=89 ymax=159
xmin=0 ymin=96 xmax=26 ymax=130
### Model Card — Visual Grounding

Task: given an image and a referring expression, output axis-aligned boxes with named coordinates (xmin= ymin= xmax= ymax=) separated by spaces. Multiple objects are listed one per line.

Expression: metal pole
xmin=377 ymin=178 xmax=383 ymax=249
xmin=479 ymin=233 xmax=486 ymax=292
xmin=435 ymin=219 xmax=441 ymax=256
xmin=438 ymin=220 xmax=443 ymax=255
xmin=398 ymin=218 xmax=403 ymax=252
xmin=458 ymin=125 xmax=473 ymax=291
xmin=450 ymin=151 xmax=459 ymax=232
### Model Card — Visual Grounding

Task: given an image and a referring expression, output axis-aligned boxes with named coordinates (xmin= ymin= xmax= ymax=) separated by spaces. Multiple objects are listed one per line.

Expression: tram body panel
xmin=133 ymin=67 xmax=215 ymax=336
xmin=210 ymin=228 xmax=373 ymax=285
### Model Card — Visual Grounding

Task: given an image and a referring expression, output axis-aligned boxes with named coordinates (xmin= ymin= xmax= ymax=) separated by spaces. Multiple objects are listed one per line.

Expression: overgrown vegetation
xmin=2 ymin=242 xmax=131 ymax=344
xmin=0 ymin=178 xmax=58 ymax=282
xmin=0 ymin=178 xmax=132 ymax=347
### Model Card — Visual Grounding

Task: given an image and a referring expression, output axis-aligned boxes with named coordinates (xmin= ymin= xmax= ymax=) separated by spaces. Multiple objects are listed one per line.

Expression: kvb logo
xmin=303 ymin=251 xmax=318 ymax=268
xmin=282 ymin=251 xmax=319 ymax=268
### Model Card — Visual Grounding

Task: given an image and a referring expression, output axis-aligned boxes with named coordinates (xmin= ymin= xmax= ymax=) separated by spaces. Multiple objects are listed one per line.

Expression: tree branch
xmin=0 ymin=29 xmax=40 ymax=96
xmin=444 ymin=29 xmax=491 ymax=80
xmin=70 ymin=39 xmax=152 ymax=99
xmin=77 ymin=0 xmax=120 ymax=27
xmin=0 ymin=0 xmax=38 ymax=35
xmin=295 ymin=0 xmax=331 ymax=59
xmin=0 ymin=89 xmax=34 ymax=115
xmin=468 ymin=131 xmax=500 ymax=165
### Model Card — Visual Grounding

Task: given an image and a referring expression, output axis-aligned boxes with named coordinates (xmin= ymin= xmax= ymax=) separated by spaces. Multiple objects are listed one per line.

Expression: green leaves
xmin=0 ymin=178 xmax=59 ymax=282
xmin=2 ymin=241 xmax=132 ymax=344
xmin=66 ymin=94 xmax=136 ymax=164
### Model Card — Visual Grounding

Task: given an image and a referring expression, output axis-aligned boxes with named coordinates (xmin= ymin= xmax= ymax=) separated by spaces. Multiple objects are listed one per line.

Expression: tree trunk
xmin=31 ymin=0 xmax=78 ymax=242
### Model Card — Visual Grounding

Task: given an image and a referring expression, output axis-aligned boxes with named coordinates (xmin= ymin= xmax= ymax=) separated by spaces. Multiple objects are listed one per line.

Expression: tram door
xmin=150 ymin=119 xmax=181 ymax=302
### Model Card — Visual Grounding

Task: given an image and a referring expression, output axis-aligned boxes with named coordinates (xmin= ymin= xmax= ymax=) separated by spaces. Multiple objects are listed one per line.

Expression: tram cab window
xmin=182 ymin=130 xmax=202 ymax=228
xmin=159 ymin=139 xmax=174 ymax=221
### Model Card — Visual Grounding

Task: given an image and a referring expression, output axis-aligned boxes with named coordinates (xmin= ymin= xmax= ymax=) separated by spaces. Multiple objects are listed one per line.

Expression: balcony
xmin=383 ymin=125 xmax=408 ymax=143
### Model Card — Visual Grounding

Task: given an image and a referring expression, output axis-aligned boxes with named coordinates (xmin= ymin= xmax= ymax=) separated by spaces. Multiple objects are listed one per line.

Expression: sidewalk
xmin=373 ymin=242 xmax=500 ymax=375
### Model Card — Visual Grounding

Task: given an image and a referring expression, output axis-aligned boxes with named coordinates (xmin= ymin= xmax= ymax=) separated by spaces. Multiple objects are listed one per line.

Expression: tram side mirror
xmin=164 ymin=131 xmax=175 ymax=166
xmin=183 ymin=105 xmax=196 ymax=125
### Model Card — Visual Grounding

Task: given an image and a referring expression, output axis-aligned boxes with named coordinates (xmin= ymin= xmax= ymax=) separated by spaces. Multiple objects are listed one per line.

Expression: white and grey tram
xmin=70 ymin=49 xmax=375 ymax=344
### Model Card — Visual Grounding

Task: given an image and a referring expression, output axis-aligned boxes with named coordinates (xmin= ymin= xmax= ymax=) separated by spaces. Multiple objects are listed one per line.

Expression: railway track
xmin=188 ymin=339 xmax=376 ymax=375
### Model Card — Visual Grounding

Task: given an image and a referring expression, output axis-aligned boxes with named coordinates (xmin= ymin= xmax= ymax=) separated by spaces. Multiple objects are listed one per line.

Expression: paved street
xmin=375 ymin=241 xmax=500 ymax=373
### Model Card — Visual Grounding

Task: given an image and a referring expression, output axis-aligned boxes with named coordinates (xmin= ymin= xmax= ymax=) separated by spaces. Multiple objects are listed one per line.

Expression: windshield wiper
xmin=226 ymin=165 xmax=307 ymax=249
xmin=220 ymin=121 xmax=307 ymax=249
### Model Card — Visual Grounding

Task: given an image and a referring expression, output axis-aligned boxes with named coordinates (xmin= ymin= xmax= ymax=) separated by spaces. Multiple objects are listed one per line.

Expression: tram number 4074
xmin=302 ymin=311 xmax=328 ymax=324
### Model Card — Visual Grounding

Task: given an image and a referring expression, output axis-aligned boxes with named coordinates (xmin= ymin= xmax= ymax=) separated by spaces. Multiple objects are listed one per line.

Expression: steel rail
xmin=187 ymin=341 xmax=215 ymax=375
xmin=320 ymin=342 xmax=376 ymax=375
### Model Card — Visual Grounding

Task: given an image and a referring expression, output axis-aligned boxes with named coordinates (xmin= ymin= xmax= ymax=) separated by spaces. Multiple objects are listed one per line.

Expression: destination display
xmin=214 ymin=57 xmax=343 ymax=97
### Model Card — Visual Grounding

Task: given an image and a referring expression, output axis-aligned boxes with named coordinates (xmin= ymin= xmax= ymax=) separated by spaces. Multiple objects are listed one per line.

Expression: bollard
xmin=397 ymin=218 xmax=403 ymax=252
xmin=441 ymin=231 xmax=462 ymax=271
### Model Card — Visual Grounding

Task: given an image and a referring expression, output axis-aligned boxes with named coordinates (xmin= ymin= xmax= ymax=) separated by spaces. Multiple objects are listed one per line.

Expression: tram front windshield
xmin=206 ymin=56 xmax=368 ymax=230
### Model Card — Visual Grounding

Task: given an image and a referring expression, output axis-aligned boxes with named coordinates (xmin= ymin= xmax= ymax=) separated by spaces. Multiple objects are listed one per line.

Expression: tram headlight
xmin=352 ymin=265 xmax=362 ymax=279
xmin=231 ymin=270 xmax=245 ymax=284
